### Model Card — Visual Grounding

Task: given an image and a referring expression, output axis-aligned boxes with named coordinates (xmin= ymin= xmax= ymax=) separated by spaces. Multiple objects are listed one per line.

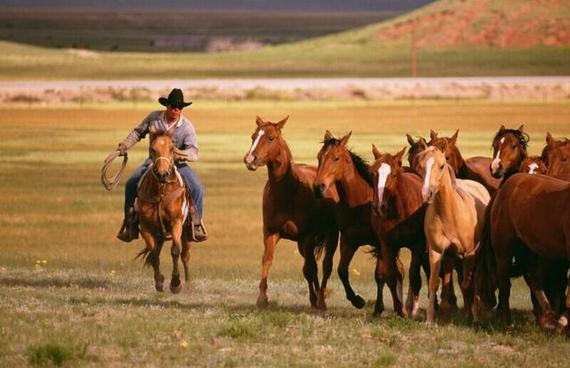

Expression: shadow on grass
xmin=0 ymin=275 xmax=115 ymax=290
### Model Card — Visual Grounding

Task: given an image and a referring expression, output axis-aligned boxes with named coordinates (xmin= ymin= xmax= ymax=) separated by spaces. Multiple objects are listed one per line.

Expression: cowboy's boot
xmin=192 ymin=221 xmax=208 ymax=242
xmin=116 ymin=207 xmax=139 ymax=242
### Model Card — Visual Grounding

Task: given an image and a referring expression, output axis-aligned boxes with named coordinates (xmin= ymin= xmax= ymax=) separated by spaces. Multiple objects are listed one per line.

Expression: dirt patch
xmin=373 ymin=0 xmax=570 ymax=48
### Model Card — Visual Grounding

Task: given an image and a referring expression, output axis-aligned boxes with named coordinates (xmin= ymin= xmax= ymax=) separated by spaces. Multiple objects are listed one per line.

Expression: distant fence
xmin=0 ymin=77 xmax=569 ymax=105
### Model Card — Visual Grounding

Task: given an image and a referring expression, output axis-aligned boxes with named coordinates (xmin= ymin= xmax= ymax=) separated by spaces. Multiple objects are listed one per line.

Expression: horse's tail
xmin=473 ymin=195 xmax=498 ymax=309
xmin=313 ymin=233 xmax=326 ymax=260
xmin=135 ymin=247 xmax=153 ymax=267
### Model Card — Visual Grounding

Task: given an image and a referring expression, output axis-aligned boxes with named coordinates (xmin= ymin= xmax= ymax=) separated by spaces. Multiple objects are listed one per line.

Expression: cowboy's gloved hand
xmin=174 ymin=148 xmax=189 ymax=162
xmin=117 ymin=143 xmax=128 ymax=156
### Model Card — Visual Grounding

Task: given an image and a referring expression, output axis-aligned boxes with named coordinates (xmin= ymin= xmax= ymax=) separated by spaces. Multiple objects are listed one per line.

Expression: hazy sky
xmin=0 ymin=0 xmax=433 ymax=11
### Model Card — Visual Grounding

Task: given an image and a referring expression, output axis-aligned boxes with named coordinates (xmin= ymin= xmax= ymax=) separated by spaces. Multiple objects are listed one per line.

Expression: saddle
xmin=117 ymin=166 xmax=207 ymax=242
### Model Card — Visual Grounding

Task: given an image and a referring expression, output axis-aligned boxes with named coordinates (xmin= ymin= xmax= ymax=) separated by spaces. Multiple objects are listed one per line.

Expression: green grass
xmin=0 ymin=101 xmax=569 ymax=366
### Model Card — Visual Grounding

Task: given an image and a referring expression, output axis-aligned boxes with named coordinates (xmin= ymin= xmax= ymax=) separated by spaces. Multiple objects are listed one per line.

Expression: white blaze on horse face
xmin=422 ymin=157 xmax=435 ymax=200
xmin=376 ymin=163 xmax=391 ymax=206
xmin=246 ymin=129 xmax=265 ymax=163
xmin=528 ymin=162 xmax=539 ymax=174
xmin=491 ymin=137 xmax=505 ymax=173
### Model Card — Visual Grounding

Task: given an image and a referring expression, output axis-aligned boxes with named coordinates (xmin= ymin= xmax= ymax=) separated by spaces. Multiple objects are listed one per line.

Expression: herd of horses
xmin=132 ymin=117 xmax=569 ymax=336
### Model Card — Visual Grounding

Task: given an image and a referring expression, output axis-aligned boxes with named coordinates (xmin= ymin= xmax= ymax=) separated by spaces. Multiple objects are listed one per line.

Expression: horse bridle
xmin=151 ymin=155 xmax=175 ymax=182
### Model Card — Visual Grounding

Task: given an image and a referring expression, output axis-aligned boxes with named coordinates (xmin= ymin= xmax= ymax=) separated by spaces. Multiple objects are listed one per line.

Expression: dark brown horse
xmin=244 ymin=116 xmax=338 ymax=309
xmin=136 ymin=127 xmax=192 ymax=293
xmin=489 ymin=125 xmax=529 ymax=181
xmin=473 ymin=173 xmax=570 ymax=333
xmin=369 ymin=145 xmax=430 ymax=318
xmin=541 ymin=132 xmax=570 ymax=177
xmin=428 ymin=129 xmax=500 ymax=195
xmin=314 ymin=131 xmax=401 ymax=316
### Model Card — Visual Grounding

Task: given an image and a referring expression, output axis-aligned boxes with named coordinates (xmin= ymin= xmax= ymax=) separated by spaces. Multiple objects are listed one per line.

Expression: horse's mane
xmin=350 ymin=151 xmax=374 ymax=187
xmin=492 ymin=129 xmax=530 ymax=152
xmin=322 ymin=137 xmax=374 ymax=187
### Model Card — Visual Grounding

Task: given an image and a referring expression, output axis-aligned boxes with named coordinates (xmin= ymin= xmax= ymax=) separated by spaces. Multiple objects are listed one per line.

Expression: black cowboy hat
xmin=158 ymin=88 xmax=192 ymax=108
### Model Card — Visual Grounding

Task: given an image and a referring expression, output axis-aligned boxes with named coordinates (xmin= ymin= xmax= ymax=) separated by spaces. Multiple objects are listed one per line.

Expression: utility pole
xmin=411 ymin=18 xmax=418 ymax=78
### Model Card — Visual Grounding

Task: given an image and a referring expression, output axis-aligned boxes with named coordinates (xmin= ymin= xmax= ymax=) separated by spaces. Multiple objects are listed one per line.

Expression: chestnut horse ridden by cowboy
xmin=115 ymin=88 xmax=208 ymax=243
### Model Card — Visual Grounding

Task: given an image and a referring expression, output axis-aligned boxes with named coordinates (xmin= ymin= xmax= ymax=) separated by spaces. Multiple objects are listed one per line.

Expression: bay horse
xmin=541 ymin=132 xmax=570 ymax=177
xmin=244 ymin=116 xmax=338 ymax=309
xmin=472 ymin=173 xmax=570 ymax=333
xmin=428 ymin=129 xmax=500 ymax=195
xmin=136 ymin=127 xmax=192 ymax=293
xmin=369 ymin=145 xmax=430 ymax=318
xmin=489 ymin=125 xmax=529 ymax=182
xmin=313 ymin=131 xmax=403 ymax=316
xmin=415 ymin=147 xmax=490 ymax=323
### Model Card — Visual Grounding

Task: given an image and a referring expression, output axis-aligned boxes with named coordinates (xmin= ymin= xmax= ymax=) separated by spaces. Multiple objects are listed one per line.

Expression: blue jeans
xmin=124 ymin=162 xmax=204 ymax=220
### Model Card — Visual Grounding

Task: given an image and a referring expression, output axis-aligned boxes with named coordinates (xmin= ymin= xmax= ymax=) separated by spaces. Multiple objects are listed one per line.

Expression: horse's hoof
xmin=373 ymin=309 xmax=383 ymax=318
xmin=170 ymin=281 xmax=182 ymax=294
xmin=155 ymin=283 xmax=164 ymax=292
xmin=555 ymin=315 xmax=568 ymax=335
xmin=256 ymin=296 xmax=269 ymax=309
xmin=351 ymin=295 xmax=366 ymax=309
xmin=315 ymin=297 xmax=327 ymax=310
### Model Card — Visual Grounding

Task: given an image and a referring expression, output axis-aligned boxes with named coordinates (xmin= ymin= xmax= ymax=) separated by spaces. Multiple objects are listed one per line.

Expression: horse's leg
xmin=338 ymin=235 xmax=365 ymax=309
xmin=495 ymin=251 xmax=513 ymax=328
xmin=461 ymin=254 xmax=476 ymax=320
xmin=317 ymin=229 xmax=339 ymax=310
xmin=426 ymin=246 xmax=443 ymax=324
xmin=140 ymin=230 xmax=165 ymax=292
xmin=181 ymin=232 xmax=192 ymax=285
xmin=373 ymin=257 xmax=386 ymax=317
xmin=300 ymin=239 xmax=319 ymax=309
xmin=406 ymin=246 xmax=423 ymax=319
xmin=376 ymin=240 xmax=405 ymax=317
xmin=556 ymin=274 xmax=570 ymax=335
xmin=531 ymin=259 xmax=557 ymax=331
xmin=439 ymin=255 xmax=458 ymax=311
xmin=257 ymin=232 xmax=280 ymax=308
xmin=169 ymin=220 xmax=184 ymax=294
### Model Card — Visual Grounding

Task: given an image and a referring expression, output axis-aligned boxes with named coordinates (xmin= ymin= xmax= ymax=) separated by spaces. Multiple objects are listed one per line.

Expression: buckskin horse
xmin=244 ymin=116 xmax=338 ymax=309
xmin=369 ymin=145 xmax=430 ymax=318
xmin=136 ymin=127 xmax=192 ymax=293
xmin=428 ymin=129 xmax=500 ymax=195
xmin=415 ymin=147 xmax=490 ymax=323
xmin=472 ymin=173 xmax=570 ymax=334
xmin=313 ymin=131 xmax=405 ymax=316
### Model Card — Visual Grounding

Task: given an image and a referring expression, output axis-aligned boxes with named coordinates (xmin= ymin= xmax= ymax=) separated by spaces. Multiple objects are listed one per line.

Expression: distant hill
xmin=370 ymin=0 xmax=570 ymax=48
xmin=0 ymin=0 xmax=433 ymax=12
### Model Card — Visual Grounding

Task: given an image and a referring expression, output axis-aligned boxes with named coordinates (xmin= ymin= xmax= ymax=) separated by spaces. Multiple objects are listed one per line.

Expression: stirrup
xmin=191 ymin=221 xmax=208 ymax=242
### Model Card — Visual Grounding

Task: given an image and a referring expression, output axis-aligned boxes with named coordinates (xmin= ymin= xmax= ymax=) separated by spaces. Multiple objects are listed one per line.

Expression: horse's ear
xmin=166 ymin=128 xmax=175 ymax=138
xmin=418 ymin=137 xmax=428 ymax=150
xmin=395 ymin=146 xmax=407 ymax=165
xmin=430 ymin=129 xmax=438 ymax=140
xmin=517 ymin=124 xmax=524 ymax=132
xmin=324 ymin=130 xmax=334 ymax=141
xmin=450 ymin=129 xmax=459 ymax=145
xmin=406 ymin=134 xmax=415 ymax=146
xmin=499 ymin=124 xmax=506 ymax=131
xmin=371 ymin=144 xmax=381 ymax=159
xmin=275 ymin=115 xmax=289 ymax=130
xmin=340 ymin=131 xmax=352 ymax=147
xmin=546 ymin=132 xmax=554 ymax=145
xmin=256 ymin=116 xmax=265 ymax=127
xmin=149 ymin=125 xmax=158 ymax=140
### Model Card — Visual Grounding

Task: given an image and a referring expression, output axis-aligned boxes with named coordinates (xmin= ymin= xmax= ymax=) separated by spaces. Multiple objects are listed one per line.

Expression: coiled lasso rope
xmin=101 ymin=151 xmax=128 ymax=191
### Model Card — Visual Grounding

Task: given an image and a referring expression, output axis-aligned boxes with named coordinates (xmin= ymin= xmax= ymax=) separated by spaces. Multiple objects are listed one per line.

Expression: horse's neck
xmin=433 ymin=171 xmax=462 ymax=222
xmin=453 ymin=148 xmax=470 ymax=177
xmin=393 ymin=172 xmax=422 ymax=217
xmin=339 ymin=163 xmax=372 ymax=208
xmin=267 ymin=141 xmax=296 ymax=185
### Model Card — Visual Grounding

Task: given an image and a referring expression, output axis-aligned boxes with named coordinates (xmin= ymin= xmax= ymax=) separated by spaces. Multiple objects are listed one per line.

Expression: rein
xmin=101 ymin=151 xmax=129 ymax=191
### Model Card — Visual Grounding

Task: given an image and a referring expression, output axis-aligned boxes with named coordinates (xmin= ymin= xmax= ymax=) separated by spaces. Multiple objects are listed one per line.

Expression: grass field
xmin=0 ymin=100 xmax=569 ymax=367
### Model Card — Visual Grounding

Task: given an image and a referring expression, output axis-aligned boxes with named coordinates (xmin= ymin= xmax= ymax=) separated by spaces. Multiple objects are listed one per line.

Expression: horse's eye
xmin=333 ymin=156 xmax=340 ymax=162
xmin=445 ymin=156 xmax=450 ymax=160
xmin=563 ymin=157 xmax=567 ymax=162
xmin=268 ymin=137 xmax=275 ymax=142
xmin=440 ymin=164 xmax=445 ymax=170
xmin=512 ymin=144 xmax=517 ymax=148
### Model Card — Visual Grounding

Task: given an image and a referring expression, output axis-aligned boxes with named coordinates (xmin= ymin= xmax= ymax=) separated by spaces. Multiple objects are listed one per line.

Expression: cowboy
xmin=116 ymin=88 xmax=207 ymax=242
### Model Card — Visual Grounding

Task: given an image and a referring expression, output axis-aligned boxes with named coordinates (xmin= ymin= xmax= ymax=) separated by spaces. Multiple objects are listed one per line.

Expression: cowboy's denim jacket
xmin=121 ymin=110 xmax=198 ymax=164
